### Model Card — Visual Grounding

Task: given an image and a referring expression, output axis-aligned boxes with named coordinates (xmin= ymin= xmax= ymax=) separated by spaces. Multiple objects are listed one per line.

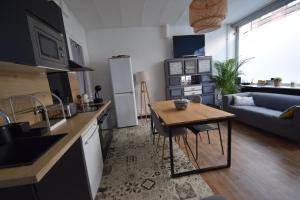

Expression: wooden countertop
xmin=0 ymin=101 xmax=111 ymax=188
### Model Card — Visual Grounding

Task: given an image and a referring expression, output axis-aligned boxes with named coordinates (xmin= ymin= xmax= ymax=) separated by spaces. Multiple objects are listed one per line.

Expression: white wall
xmin=86 ymin=25 xmax=235 ymax=114
xmin=239 ymin=10 xmax=300 ymax=84
xmin=87 ymin=26 xmax=171 ymax=115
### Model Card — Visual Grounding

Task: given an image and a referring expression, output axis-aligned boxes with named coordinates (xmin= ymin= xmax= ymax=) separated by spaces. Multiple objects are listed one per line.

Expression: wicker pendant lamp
xmin=189 ymin=0 xmax=227 ymax=33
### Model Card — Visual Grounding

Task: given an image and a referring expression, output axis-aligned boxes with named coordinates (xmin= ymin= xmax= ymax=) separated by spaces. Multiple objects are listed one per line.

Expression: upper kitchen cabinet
xmin=0 ymin=0 xmax=69 ymax=71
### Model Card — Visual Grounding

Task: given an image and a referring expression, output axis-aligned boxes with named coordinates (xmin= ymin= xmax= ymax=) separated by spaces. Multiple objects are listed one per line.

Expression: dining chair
xmin=187 ymin=95 xmax=224 ymax=159
xmin=150 ymin=108 xmax=199 ymax=166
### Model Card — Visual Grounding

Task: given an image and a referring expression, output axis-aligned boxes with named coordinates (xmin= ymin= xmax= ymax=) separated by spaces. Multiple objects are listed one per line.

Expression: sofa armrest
xmin=222 ymin=95 xmax=233 ymax=111
xmin=223 ymin=92 xmax=250 ymax=110
xmin=293 ymin=107 xmax=300 ymax=127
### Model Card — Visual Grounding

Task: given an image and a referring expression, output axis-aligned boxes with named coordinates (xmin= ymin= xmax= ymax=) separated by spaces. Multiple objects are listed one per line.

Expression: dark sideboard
xmin=241 ymin=85 xmax=300 ymax=96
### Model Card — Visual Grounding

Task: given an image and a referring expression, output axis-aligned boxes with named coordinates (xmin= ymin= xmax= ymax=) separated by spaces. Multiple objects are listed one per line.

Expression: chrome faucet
xmin=0 ymin=110 xmax=11 ymax=125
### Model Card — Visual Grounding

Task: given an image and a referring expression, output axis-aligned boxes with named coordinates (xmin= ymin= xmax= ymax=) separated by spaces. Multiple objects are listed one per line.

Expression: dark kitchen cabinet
xmin=22 ymin=0 xmax=65 ymax=33
xmin=47 ymin=72 xmax=73 ymax=104
xmin=0 ymin=0 xmax=69 ymax=70
xmin=0 ymin=139 xmax=92 ymax=200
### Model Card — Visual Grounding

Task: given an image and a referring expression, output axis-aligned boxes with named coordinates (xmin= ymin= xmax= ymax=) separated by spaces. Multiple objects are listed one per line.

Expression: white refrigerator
xmin=109 ymin=57 xmax=138 ymax=128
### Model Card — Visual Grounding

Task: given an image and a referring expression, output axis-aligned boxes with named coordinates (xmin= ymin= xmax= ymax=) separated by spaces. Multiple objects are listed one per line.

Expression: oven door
xmin=98 ymin=108 xmax=113 ymax=160
xmin=27 ymin=15 xmax=68 ymax=69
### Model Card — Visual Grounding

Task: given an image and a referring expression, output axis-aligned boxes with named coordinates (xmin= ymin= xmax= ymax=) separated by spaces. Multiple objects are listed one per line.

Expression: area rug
xmin=96 ymin=122 xmax=213 ymax=200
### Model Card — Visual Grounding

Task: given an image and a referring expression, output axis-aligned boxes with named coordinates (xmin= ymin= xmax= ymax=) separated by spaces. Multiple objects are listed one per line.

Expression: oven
xmin=27 ymin=14 xmax=68 ymax=69
xmin=97 ymin=107 xmax=113 ymax=160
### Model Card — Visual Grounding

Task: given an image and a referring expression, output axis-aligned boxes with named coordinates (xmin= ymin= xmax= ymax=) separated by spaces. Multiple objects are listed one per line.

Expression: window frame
xmin=232 ymin=0 xmax=296 ymax=60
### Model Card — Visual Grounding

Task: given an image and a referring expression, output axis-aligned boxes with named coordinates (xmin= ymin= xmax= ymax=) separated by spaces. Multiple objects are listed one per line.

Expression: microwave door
xmin=35 ymin=30 xmax=66 ymax=64
xmin=38 ymin=33 xmax=60 ymax=60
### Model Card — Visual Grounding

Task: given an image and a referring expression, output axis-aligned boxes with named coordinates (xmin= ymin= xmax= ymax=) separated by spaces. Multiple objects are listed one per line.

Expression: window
xmin=238 ymin=0 xmax=300 ymax=84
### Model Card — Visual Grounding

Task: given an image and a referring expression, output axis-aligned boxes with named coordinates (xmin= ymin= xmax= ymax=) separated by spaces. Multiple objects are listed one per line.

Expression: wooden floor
xmin=176 ymin=121 xmax=300 ymax=200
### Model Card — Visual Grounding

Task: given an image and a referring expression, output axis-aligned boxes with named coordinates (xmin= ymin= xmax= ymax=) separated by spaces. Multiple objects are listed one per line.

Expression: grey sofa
xmin=223 ymin=92 xmax=300 ymax=143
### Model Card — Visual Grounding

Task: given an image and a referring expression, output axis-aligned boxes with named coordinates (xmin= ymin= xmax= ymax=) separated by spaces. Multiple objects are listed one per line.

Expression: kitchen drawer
xmin=184 ymin=90 xmax=202 ymax=96
xmin=202 ymin=94 xmax=215 ymax=105
xmin=202 ymin=85 xmax=215 ymax=94
xmin=201 ymin=74 xmax=212 ymax=82
xmin=184 ymin=85 xmax=202 ymax=92
xmin=169 ymin=88 xmax=183 ymax=99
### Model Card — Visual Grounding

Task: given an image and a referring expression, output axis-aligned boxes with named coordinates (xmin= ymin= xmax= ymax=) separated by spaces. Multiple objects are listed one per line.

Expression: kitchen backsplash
xmin=0 ymin=69 xmax=52 ymax=125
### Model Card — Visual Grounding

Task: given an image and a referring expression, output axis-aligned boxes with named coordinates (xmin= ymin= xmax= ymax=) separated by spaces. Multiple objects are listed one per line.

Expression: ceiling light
xmin=189 ymin=0 xmax=227 ymax=33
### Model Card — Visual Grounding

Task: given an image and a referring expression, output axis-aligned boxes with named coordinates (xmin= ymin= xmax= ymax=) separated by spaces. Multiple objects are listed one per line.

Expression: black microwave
xmin=27 ymin=15 xmax=68 ymax=69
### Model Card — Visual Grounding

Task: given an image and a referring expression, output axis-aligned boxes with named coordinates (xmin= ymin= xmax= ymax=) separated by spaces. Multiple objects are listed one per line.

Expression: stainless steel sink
xmin=0 ymin=134 xmax=66 ymax=169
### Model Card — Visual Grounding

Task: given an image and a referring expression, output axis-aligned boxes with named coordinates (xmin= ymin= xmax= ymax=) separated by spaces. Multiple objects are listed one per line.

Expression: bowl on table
xmin=173 ymin=99 xmax=190 ymax=110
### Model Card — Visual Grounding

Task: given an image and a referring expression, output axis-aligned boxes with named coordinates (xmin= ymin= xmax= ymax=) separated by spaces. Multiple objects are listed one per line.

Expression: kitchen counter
xmin=0 ymin=101 xmax=111 ymax=188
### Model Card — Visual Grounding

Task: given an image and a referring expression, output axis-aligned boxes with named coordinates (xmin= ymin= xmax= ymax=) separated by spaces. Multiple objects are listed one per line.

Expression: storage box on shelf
xmin=164 ymin=56 xmax=215 ymax=105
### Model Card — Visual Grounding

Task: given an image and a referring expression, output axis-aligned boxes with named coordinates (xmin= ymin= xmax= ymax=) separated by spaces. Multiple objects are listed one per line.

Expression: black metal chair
xmin=150 ymin=108 xmax=199 ymax=167
xmin=187 ymin=95 xmax=225 ymax=159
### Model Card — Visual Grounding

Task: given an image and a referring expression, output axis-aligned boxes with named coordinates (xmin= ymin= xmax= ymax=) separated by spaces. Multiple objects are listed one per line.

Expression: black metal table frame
xmin=150 ymin=116 xmax=232 ymax=178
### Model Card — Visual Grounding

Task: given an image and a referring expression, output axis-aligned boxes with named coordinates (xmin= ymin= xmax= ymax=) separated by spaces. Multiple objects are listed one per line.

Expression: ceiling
xmin=63 ymin=0 xmax=275 ymax=31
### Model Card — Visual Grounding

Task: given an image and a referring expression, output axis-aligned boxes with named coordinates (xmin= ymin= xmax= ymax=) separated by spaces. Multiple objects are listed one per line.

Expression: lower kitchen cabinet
xmin=0 ymin=185 xmax=37 ymax=200
xmin=0 ymin=139 xmax=93 ymax=200
xmin=81 ymin=120 xmax=103 ymax=199
xmin=36 ymin=139 xmax=92 ymax=200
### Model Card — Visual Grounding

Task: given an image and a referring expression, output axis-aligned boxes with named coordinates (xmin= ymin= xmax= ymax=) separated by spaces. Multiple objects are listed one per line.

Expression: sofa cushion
xmin=228 ymin=105 xmax=293 ymax=131
xmin=280 ymin=105 xmax=300 ymax=119
xmin=250 ymin=92 xmax=300 ymax=111
xmin=233 ymin=95 xmax=255 ymax=106
xmin=232 ymin=105 xmax=282 ymax=118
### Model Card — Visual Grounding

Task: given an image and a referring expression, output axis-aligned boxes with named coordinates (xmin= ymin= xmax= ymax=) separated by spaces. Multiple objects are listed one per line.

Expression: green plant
xmin=213 ymin=58 xmax=251 ymax=95
xmin=274 ymin=77 xmax=282 ymax=81
xmin=273 ymin=77 xmax=282 ymax=87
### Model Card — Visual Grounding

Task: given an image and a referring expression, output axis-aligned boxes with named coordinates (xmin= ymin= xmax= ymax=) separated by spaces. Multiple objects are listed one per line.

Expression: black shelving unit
xmin=164 ymin=56 xmax=215 ymax=105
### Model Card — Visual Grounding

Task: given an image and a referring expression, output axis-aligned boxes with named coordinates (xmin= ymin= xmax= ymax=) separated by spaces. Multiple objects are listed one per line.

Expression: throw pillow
xmin=280 ymin=106 xmax=298 ymax=119
xmin=233 ymin=95 xmax=255 ymax=106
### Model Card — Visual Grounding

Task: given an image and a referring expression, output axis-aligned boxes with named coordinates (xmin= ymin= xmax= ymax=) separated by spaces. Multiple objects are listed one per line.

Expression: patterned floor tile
xmin=97 ymin=122 xmax=213 ymax=200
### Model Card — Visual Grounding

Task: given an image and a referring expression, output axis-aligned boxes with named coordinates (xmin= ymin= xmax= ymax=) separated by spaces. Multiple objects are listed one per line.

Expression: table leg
xmin=169 ymin=120 xmax=232 ymax=178
xmin=150 ymin=114 xmax=153 ymax=133
xmin=227 ymin=120 xmax=232 ymax=167
xmin=196 ymin=133 xmax=198 ymax=160
xmin=168 ymin=128 xmax=175 ymax=177
xmin=150 ymin=114 xmax=154 ymax=144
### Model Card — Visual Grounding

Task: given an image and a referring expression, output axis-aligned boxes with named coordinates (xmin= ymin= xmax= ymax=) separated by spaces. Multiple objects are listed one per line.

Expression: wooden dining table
xmin=149 ymin=100 xmax=235 ymax=178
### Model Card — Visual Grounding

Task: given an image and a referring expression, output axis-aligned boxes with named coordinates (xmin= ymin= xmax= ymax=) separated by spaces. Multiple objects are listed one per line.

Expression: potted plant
xmin=213 ymin=58 xmax=250 ymax=96
xmin=273 ymin=77 xmax=282 ymax=87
